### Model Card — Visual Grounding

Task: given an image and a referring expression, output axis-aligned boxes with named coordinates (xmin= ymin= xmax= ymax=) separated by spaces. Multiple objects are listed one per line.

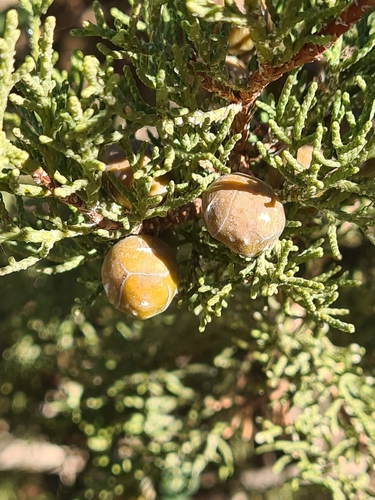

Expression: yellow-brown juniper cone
xmin=101 ymin=235 xmax=179 ymax=319
xmin=202 ymin=173 xmax=285 ymax=258
xmin=102 ymin=143 xmax=169 ymax=209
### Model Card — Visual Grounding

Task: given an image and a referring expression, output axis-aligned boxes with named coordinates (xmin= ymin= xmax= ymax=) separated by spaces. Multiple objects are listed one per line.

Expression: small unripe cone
xmin=202 ymin=173 xmax=285 ymax=258
xmin=101 ymin=235 xmax=179 ymax=319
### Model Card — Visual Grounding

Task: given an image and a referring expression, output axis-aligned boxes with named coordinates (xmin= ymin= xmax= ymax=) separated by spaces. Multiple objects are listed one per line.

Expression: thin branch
xmin=31 ymin=168 xmax=202 ymax=234
xmin=244 ymin=0 xmax=375 ymax=101
xmin=140 ymin=198 xmax=202 ymax=236
xmin=199 ymin=0 xmax=375 ymax=150
xmin=31 ymin=168 xmax=120 ymax=230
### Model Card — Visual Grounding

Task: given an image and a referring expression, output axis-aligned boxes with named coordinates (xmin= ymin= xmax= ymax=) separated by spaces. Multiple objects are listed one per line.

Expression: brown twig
xmin=32 ymin=167 xmax=202 ymax=234
xmin=243 ymin=0 xmax=375 ymax=98
xmin=200 ymin=0 xmax=375 ymax=152
xmin=140 ymin=198 xmax=202 ymax=236
xmin=32 ymin=167 xmax=122 ymax=231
